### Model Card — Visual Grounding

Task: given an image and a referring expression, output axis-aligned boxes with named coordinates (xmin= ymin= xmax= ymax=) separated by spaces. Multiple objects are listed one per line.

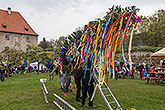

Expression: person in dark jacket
xmin=0 ymin=65 xmax=5 ymax=82
xmin=138 ymin=64 xmax=144 ymax=79
xmin=81 ymin=59 xmax=96 ymax=108
xmin=72 ymin=58 xmax=83 ymax=102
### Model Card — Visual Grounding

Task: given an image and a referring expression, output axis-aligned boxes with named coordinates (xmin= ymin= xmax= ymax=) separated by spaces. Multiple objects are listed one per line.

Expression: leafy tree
xmin=48 ymin=36 xmax=66 ymax=59
xmin=0 ymin=48 xmax=25 ymax=77
xmin=133 ymin=9 xmax=165 ymax=47
xmin=26 ymin=45 xmax=54 ymax=74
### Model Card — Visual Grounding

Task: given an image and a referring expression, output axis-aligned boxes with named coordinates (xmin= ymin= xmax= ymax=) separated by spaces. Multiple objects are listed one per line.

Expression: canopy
xmin=151 ymin=47 xmax=165 ymax=59
xmin=30 ymin=62 xmax=45 ymax=70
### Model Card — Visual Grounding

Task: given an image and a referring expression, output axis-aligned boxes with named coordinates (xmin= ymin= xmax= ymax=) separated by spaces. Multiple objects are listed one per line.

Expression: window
xmin=5 ymin=46 xmax=9 ymax=50
xmin=5 ymin=35 xmax=9 ymax=40
xmin=26 ymin=37 xmax=30 ymax=42
xmin=24 ymin=26 xmax=28 ymax=31
xmin=2 ymin=23 xmax=7 ymax=28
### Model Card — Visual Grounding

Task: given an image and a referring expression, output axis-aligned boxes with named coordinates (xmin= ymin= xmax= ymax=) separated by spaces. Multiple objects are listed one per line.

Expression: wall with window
xmin=0 ymin=32 xmax=38 ymax=51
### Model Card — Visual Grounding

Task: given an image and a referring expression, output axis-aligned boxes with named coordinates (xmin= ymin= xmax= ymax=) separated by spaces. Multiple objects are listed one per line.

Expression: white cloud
xmin=0 ymin=0 xmax=164 ymax=41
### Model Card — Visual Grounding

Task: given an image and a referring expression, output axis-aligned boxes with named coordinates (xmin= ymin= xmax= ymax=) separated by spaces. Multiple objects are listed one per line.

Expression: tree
xmin=26 ymin=45 xmax=55 ymax=74
xmin=0 ymin=48 xmax=25 ymax=77
xmin=48 ymin=36 xmax=66 ymax=59
xmin=133 ymin=9 xmax=165 ymax=47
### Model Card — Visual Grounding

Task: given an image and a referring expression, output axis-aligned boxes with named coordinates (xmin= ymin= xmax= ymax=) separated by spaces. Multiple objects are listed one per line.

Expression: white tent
xmin=151 ymin=47 xmax=165 ymax=59
xmin=30 ymin=62 xmax=45 ymax=70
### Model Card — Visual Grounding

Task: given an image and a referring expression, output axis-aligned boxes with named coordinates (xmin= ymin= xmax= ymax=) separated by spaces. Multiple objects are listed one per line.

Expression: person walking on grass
xmin=74 ymin=67 xmax=83 ymax=102
xmin=0 ymin=65 xmax=5 ymax=82
xmin=81 ymin=59 xmax=96 ymax=108
xmin=72 ymin=57 xmax=83 ymax=102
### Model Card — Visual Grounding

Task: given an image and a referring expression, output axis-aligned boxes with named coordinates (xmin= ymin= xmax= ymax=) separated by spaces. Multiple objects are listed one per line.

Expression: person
xmin=122 ymin=65 xmax=127 ymax=78
xmin=63 ymin=72 xmax=72 ymax=96
xmin=149 ymin=66 xmax=155 ymax=80
xmin=126 ymin=63 xmax=130 ymax=78
xmin=143 ymin=61 xmax=146 ymax=69
xmin=150 ymin=66 xmax=155 ymax=72
xmin=81 ymin=60 xmax=96 ymax=108
xmin=0 ymin=65 xmax=5 ymax=82
xmin=59 ymin=71 xmax=64 ymax=91
xmin=46 ymin=67 xmax=48 ymax=72
xmin=110 ymin=65 xmax=113 ymax=78
xmin=20 ymin=65 xmax=25 ymax=74
xmin=129 ymin=69 xmax=133 ymax=79
xmin=146 ymin=64 xmax=149 ymax=72
xmin=34 ymin=66 xmax=37 ymax=72
xmin=41 ymin=66 xmax=44 ymax=73
xmin=162 ymin=60 xmax=165 ymax=72
xmin=143 ymin=69 xmax=148 ymax=77
xmin=150 ymin=62 xmax=154 ymax=68
xmin=138 ymin=63 xmax=144 ymax=79
xmin=72 ymin=58 xmax=83 ymax=102
xmin=115 ymin=67 xmax=118 ymax=80
xmin=15 ymin=65 xmax=19 ymax=74
xmin=28 ymin=65 xmax=31 ymax=73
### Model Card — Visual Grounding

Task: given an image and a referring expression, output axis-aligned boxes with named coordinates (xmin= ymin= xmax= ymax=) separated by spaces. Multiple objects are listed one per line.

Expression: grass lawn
xmin=0 ymin=72 xmax=164 ymax=110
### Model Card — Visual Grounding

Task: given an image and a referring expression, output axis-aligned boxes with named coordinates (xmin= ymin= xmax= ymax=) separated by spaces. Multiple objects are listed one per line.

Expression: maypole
xmin=54 ymin=5 xmax=141 ymax=110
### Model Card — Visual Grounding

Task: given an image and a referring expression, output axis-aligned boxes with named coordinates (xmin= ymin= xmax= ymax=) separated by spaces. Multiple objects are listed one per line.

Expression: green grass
xmin=0 ymin=72 xmax=164 ymax=110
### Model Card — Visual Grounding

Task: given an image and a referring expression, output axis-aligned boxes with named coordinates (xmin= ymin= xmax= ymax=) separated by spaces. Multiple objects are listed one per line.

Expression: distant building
xmin=0 ymin=7 xmax=38 ymax=51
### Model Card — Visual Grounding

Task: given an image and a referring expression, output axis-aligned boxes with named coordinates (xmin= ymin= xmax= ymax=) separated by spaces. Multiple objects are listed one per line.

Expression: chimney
xmin=7 ymin=7 xmax=11 ymax=15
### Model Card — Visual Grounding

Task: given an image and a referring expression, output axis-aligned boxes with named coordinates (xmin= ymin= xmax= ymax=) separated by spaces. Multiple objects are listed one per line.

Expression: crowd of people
xmin=111 ymin=60 xmax=165 ymax=80
xmin=0 ymin=63 xmax=55 ymax=82
xmin=136 ymin=60 xmax=165 ymax=80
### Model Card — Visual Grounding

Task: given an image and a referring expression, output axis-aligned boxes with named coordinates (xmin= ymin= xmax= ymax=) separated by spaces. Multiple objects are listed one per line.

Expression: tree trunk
xmin=37 ymin=62 xmax=40 ymax=74
xmin=128 ymin=28 xmax=134 ymax=73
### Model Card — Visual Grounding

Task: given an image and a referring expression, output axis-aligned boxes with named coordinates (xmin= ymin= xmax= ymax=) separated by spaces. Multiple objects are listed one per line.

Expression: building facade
xmin=0 ymin=7 xmax=38 ymax=52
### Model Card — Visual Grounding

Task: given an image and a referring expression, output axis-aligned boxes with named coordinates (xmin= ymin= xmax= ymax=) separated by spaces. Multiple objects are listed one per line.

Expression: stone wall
xmin=0 ymin=32 xmax=38 ymax=51
xmin=131 ymin=51 xmax=152 ymax=64
xmin=116 ymin=51 xmax=160 ymax=65
xmin=131 ymin=51 xmax=160 ymax=65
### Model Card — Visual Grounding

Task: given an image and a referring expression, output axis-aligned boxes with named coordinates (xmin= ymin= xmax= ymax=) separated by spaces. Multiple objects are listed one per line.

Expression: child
xmin=129 ymin=70 xmax=133 ymax=79
xmin=150 ymin=66 xmax=155 ymax=72
xmin=63 ymin=72 xmax=72 ymax=96
xmin=143 ymin=68 xmax=148 ymax=77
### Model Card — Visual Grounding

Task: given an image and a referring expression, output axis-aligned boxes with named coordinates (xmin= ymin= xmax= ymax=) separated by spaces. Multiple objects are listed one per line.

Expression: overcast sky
xmin=0 ymin=0 xmax=164 ymax=42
